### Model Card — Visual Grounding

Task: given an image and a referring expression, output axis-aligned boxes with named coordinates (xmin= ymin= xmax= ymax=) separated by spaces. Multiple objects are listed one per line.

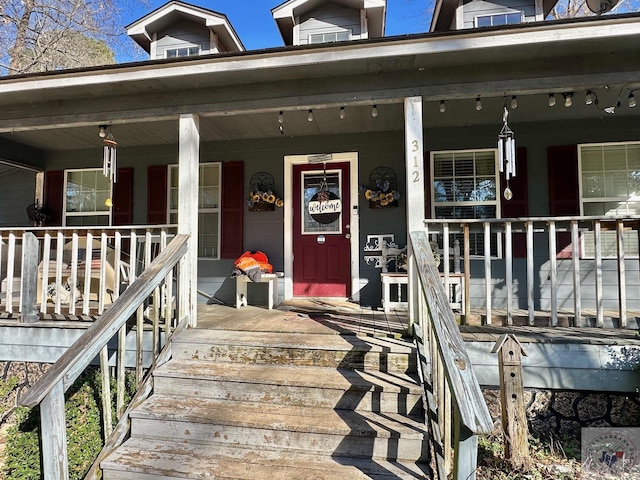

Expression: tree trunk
xmin=9 ymin=0 xmax=35 ymax=74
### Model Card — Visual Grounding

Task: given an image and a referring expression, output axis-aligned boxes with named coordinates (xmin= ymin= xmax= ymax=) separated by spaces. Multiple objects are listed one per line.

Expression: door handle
xmin=345 ymin=233 xmax=351 ymax=239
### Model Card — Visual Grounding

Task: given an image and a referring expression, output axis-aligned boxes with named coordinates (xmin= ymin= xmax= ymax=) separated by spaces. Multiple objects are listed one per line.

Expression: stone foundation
xmin=483 ymin=387 xmax=640 ymax=439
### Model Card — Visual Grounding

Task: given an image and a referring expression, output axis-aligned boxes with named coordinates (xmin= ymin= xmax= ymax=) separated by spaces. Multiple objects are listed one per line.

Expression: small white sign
xmin=308 ymin=199 xmax=342 ymax=214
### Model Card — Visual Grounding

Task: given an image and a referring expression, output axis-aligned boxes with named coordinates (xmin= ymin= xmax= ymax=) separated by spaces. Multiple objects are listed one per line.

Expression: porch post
xmin=404 ymin=97 xmax=425 ymax=330
xmin=178 ymin=114 xmax=200 ymax=327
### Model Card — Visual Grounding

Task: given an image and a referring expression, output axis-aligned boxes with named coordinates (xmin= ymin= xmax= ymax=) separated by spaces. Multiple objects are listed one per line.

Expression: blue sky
xmin=122 ymin=0 xmax=430 ymax=52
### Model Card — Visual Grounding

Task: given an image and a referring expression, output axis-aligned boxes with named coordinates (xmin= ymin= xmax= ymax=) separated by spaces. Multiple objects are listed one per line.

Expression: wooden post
xmin=20 ymin=232 xmax=39 ymax=322
xmin=404 ymin=96 xmax=425 ymax=332
xmin=491 ymin=334 xmax=529 ymax=466
xmin=178 ymin=114 xmax=200 ymax=327
xmin=40 ymin=382 xmax=69 ymax=480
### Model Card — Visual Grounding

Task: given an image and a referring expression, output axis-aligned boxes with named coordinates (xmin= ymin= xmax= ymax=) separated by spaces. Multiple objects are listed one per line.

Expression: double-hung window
xmin=168 ymin=163 xmax=221 ymax=259
xmin=431 ymin=149 xmax=500 ymax=256
xmin=63 ymin=169 xmax=111 ymax=226
xmin=579 ymin=141 xmax=640 ymax=256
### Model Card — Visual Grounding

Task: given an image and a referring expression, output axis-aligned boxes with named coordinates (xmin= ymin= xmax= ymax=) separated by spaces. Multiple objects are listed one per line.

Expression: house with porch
xmin=1 ymin=0 xmax=640 ymax=477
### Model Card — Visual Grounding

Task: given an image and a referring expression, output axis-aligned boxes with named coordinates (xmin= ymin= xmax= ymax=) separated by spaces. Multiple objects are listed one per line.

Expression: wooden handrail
xmin=20 ymin=234 xmax=189 ymax=408
xmin=411 ymin=230 xmax=493 ymax=434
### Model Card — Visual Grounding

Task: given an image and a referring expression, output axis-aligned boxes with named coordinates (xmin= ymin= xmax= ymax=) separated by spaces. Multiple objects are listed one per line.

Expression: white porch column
xmin=404 ymin=97 xmax=425 ymax=331
xmin=178 ymin=114 xmax=200 ymax=327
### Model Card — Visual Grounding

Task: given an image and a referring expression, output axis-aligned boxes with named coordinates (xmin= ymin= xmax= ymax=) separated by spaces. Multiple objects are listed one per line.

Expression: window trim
xmin=164 ymin=46 xmax=200 ymax=59
xmin=167 ymin=162 xmax=222 ymax=260
xmin=62 ymin=168 xmax=112 ymax=227
xmin=308 ymin=30 xmax=352 ymax=44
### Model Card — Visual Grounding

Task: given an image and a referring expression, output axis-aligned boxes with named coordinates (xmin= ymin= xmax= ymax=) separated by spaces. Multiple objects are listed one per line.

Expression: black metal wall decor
xmin=365 ymin=166 xmax=399 ymax=208
xmin=248 ymin=171 xmax=283 ymax=212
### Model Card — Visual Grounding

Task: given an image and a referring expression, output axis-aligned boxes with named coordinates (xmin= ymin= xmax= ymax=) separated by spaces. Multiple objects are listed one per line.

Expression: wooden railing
xmin=0 ymin=226 xmax=177 ymax=319
xmin=409 ymin=230 xmax=493 ymax=480
xmin=19 ymin=234 xmax=189 ymax=480
xmin=425 ymin=216 xmax=640 ymax=328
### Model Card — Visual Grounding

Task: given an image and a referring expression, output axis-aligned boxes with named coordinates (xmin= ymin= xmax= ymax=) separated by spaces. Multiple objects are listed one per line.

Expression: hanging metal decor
xmin=365 ymin=166 xmax=399 ymax=208
xmin=498 ymin=106 xmax=516 ymax=200
xmin=308 ymin=164 xmax=342 ymax=224
xmin=103 ymin=127 xmax=118 ymax=183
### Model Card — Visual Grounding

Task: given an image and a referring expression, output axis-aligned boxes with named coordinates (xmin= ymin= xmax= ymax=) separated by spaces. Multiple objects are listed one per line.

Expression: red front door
xmin=293 ymin=162 xmax=351 ymax=297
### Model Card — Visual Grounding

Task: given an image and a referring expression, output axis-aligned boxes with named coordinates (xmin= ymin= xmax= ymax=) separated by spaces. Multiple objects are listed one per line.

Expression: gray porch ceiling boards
xmin=0 ymin=14 xmax=639 ymax=151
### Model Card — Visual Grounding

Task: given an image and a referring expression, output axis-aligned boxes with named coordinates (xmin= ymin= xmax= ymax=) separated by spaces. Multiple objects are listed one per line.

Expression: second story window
xmin=475 ymin=12 xmax=523 ymax=27
xmin=165 ymin=46 xmax=200 ymax=58
xmin=309 ymin=31 xmax=351 ymax=44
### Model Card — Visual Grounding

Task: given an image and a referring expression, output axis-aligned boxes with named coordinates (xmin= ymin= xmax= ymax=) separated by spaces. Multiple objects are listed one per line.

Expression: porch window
xmin=63 ymin=169 xmax=111 ymax=226
xmin=431 ymin=149 xmax=500 ymax=256
xmin=168 ymin=163 xmax=221 ymax=259
xmin=309 ymin=31 xmax=351 ymax=44
xmin=579 ymin=142 xmax=640 ymax=256
xmin=165 ymin=46 xmax=200 ymax=58
xmin=475 ymin=12 xmax=523 ymax=28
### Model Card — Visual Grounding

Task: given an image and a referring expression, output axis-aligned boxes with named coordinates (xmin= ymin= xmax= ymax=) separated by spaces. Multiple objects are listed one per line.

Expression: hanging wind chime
xmin=102 ymin=127 xmax=117 ymax=184
xmin=497 ymin=106 xmax=516 ymax=200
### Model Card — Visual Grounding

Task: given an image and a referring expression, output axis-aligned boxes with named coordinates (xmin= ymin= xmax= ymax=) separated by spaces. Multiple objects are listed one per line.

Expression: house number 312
xmin=411 ymin=140 xmax=420 ymax=183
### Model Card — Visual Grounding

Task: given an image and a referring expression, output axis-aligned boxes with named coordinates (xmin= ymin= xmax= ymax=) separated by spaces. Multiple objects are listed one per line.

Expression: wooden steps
xmin=101 ymin=328 xmax=431 ymax=479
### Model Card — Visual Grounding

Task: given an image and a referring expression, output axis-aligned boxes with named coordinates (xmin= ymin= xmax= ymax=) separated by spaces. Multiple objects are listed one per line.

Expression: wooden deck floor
xmin=198 ymin=300 xmax=640 ymax=347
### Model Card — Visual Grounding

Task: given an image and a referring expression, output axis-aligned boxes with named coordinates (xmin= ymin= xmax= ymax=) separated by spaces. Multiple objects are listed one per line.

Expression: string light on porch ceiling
xmin=99 ymin=125 xmax=117 ymax=183
xmin=497 ymin=105 xmax=516 ymax=201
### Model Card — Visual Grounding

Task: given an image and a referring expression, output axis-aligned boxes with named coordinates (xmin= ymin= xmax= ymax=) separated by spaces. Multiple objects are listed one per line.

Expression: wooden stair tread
xmin=155 ymin=361 xmax=422 ymax=393
xmin=130 ymin=395 xmax=426 ymax=439
xmin=173 ymin=329 xmax=415 ymax=353
xmin=101 ymin=438 xmax=431 ymax=479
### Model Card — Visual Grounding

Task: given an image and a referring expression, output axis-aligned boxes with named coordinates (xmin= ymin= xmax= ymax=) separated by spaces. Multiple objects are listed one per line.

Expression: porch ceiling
xmin=0 ymin=14 xmax=639 ymax=152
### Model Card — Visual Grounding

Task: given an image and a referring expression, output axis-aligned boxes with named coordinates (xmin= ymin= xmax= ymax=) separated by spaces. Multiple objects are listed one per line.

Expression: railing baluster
xmin=113 ymin=231 xmax=122 ymax=302
xmin=69 ymin=232 xmax=80 ymax=315
xmin=6 ymin=232 xmax=16 ymax=314
xmin=453 ymin=416 xmax=479 ymax=480
xmin=0 ymin=233 xmax=4 ymax=314
xmin=571 ymin=220 xmax=582 ymax=327
xmin=100 ymin=345 xmax=113 ymax=436
xmin=463 ymin=224 xmax=471 ymax=321
xmin=616 ymin=220 xmax=627 ymax=329
xmin=548 ymin=221 xmax=557 ymax=327
xmin=82 ymin=232 xmax=94 ymax=315
xmin=98 ymin=232 xmax=108 ymax=315
xmin=443 ymin=223 xmax=450 ymax=308
xmin=484 ymin=222 xmax=491 ymax=325
xmin=116 ymin=324 xmax=126 ymax=419
xmin=594 ymin=220 xmax=603 ymax=327
xmin=55 ymin=231 xmax=65 ymax=315
xmin=40 ymin=233 xmax=52 ymax=313
xmin=136 ymin=304 xmax=144 ymax=385
xmin=505 ymin=221 xmax=513 ymax=326
xmin=526 ymin=221 xmax=534 ymax=326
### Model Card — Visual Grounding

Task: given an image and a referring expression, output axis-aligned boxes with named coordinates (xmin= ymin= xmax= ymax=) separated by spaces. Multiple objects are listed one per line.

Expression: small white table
xmin=235 ymin=272 xmax=283 ymax=310
xmin=381 ymin=273 xmax=408 ymax=313
xmin=380 ymin=272 xmax=465 ymax=313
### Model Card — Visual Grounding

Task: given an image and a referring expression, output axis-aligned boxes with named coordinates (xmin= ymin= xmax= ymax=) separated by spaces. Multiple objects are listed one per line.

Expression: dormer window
xmin=475 ymin=12 xmax=523 ymax=28
xmin=309 ymin=31 xmax=351 ymax=44
xmin=165 ymin=46 xmax=200 ymax=58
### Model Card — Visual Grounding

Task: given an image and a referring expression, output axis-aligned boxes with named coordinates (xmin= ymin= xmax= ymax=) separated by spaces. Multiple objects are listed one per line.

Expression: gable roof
xmin=126 ymin=0 xmax=245 ymax=53
xmin=430 ymin=0 xmax=559 ymax=31
xmin=272 ymin=0 xmax=386 ymax=45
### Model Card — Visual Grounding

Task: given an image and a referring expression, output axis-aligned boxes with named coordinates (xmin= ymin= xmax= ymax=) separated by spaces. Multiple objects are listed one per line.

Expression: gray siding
xmin=43 ymin=114 xmax=640 ymax=311
xmin=154 ymin=21 xmax=211 ymax=59
xmin=461 ymin=0 xmax=537 ymax=29
xmin=298 ymin=3 xmax=361 ymax=45
xmin=0 ymin=169 xmax=36 ymax=227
